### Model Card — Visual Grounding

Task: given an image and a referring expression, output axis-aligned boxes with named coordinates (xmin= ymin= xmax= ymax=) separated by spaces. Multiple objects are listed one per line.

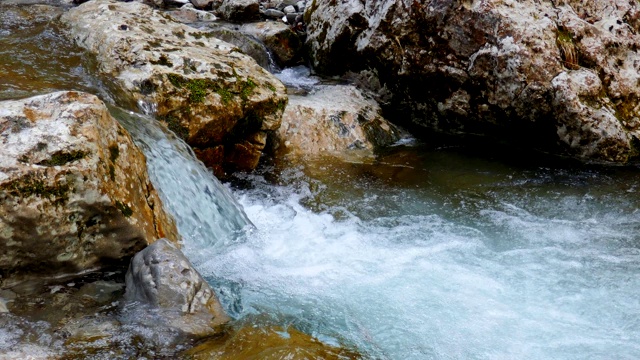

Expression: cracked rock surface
xmin=0 ymin=91 xmax=179 ymax=287
xmin=305 ymin=0 xmax=640 ymax=162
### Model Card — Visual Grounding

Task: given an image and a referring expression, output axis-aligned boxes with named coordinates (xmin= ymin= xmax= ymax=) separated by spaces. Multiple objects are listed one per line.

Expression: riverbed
xmin=2 ymin=3 xmax=640 ymax=359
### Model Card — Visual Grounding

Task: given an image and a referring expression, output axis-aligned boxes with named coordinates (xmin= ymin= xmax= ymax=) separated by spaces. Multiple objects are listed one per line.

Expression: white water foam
xmin=193 ymin=168 xmax=640 ymax=360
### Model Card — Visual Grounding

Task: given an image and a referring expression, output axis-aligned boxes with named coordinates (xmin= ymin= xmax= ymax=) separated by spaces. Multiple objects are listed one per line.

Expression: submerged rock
xmin=0 ymin=91 xmax=178 ymax=287
xmin=183 ymin=321 xmax=360 ymax=359
xmin=305 ymin=0 xmax=640 ymax=163
xmin=274 ymin=85 xmax=402 ymax=161
xmin=61 ymin=0 xmax=287 ymax=176
xmin=125 ymin=238 xmax=229 ymax=337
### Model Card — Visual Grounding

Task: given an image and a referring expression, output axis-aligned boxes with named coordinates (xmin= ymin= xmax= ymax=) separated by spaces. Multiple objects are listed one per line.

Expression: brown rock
xmin=240 ymin=21 xmax=302 ymax=66
xmin=60 ymin=0 xmax=287 ymax=176
xmin=0 ymin=91 xmax=178 ymax=287
xmin=184 ymin=323 xmax=360 ymax=359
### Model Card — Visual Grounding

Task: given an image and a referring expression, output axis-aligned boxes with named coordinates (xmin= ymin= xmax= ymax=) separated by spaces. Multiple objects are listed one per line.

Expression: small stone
xmin=283 ymin=4 xmax=295 ymax=13
xmin=295 ymin=0 xmax=305 ymax=11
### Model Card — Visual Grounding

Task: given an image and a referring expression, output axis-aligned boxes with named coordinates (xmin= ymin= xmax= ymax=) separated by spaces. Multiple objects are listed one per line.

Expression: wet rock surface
xmin=0 ymin=91 xmax=178 ymax=287
xmin=274 ymin=85 xmax=402 ymax=162
xmin=305 ymin=0 xmax=640 ymax=163
xmin=61 ymin=0 xmax=287 ymax=176
xmin=125 ymin=238 xmax=229 ymax=337
xmin=240 ymin=21 xmax=302 ymax=66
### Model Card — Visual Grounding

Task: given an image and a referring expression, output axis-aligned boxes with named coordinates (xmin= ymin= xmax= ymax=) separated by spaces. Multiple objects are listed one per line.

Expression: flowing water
xmin=2 ymin=3 xmax=640 ymax=359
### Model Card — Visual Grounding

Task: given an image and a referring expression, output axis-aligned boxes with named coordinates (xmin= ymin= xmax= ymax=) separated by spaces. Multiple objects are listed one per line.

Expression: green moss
xmin=240 ymin=78 xmax=256 ymax=102
xmin=1 ymin=173 xmax=70 ymax=205
xmin=266 ymin=83 xmax=277 ymax=93
xmin=276 ymin=98 xmax=287 ymax=112
xmin=186 ymin=79 xmax=208 ymax=103
xmin=216 ymin=87 xmax=233 ymax=104
xmin=38 ymin=150 xmax=87 ymax=167
xmin=150 ymin=54 xmax=173 ymax=67
xmin=190 ymin=32 xmax=203 ymax=39
xmin=114 ymin=200 xmax=133 ymax=218
xmin=109 ymin=145 xmax=120 ymax=163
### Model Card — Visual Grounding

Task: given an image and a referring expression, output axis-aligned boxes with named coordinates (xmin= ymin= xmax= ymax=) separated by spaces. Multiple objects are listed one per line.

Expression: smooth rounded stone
xmin=60 ymin=0 xmax=287 ymax=176
xmin=167 ymin=3 xmax=217 ymax=22
xmin=305 ymin=0 xmax=640 ymax=163
xmin=0 ymin=91 xmax=178 ymax=288
xmin=240 ymin=21 xmax=302 ymax=66
xmin=124 ymin=238 xmax=229 ymax=337
xmin=183 ymin=323 xmax=360 ymax=359
xmin=273 ymin=85 xmax=402 ymax=162
xmin=295 ymin=0 xmax=304 ymax=11
xmin=262 ymin=8 xmax=284 ymax=19
xmin=216 ymin=0 xmax=260 ymax=22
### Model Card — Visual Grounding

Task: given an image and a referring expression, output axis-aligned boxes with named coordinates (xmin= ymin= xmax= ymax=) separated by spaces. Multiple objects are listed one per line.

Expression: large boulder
xmin=61 ymin=0 xmax=287 ymax=176
xmin=274 ymin=85 xmax=402 ymax=161
xmin=0 ymin=91 xmax=178 ymax=287
xmin=124 ymin=238 xmax=229 ymax=337
xmin=305 ymin=0 xmax=640 ymax=163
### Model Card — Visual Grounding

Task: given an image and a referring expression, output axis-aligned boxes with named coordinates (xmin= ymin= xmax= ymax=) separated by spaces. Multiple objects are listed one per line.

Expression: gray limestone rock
xmin=125 ymin=238 xmax=229 ymax=337
xmin=305 ymin=0 xmax=640 ymax=163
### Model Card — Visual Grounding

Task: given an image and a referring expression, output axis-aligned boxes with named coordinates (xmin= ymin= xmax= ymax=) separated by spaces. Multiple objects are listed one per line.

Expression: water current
xmin=2 ymin=4 xmax=640 ymax=359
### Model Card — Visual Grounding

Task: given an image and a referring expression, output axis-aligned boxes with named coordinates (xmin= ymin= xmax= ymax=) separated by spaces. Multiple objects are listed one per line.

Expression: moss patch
xmin=186 ymin=79 xmax=208 ymax=103
xmin=240 ymin=78 xmax=257 ymax=102
xmin=1 ymin=173 xmax=70 ymax=205
xmin=38 ymin=150 xmax=87 ymax=167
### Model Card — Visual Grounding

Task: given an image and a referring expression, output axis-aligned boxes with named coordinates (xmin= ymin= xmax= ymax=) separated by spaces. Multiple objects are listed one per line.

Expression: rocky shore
xmin=1 ymin=0 xmax=640 ymax=357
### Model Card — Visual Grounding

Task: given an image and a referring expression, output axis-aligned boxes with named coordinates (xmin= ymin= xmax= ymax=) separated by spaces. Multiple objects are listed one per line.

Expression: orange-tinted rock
xmin=0 ymin=91 xmax=178 ymax=287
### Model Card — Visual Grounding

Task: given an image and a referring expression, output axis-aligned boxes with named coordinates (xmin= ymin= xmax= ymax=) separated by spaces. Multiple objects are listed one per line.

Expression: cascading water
xmin=2 ymin=5 xmax=640 ymax=358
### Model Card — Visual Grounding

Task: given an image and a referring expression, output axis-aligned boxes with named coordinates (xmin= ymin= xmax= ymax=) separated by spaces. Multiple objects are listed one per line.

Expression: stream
xmin=2 ymin=3 xmax=640 ymax=359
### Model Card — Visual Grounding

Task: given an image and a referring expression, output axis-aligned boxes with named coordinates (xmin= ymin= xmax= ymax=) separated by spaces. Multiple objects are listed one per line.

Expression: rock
xmin=61 ymin=0 xmax=287 ymax=177
xmin=167 ymin=3 xmax=217 ymax=23
xmin=263 ymin=8 xmax=285 ymax=19
xmin=191 ymin=0 xmax=214 ymax=8
xmin=124 ymin=238 xmax=229 ymax=337
xmin=282 ymin=4 xmax=295 ymax=13
xmin=183 ymin=322 xmax=360 ymax=359
xmin=305 ymin=0 xmax=640 ymax=163
xmin=205 ymin=23 xmax=273 ymax=70
xmin=274 ymin=85 xmax=402 ymax=161
xmin=216 ymin=0 xmax=260 ymax=22
xmin=240 ymin=21 xmax=302 ymax=66
xmin=295 ymin=1 xmax=305 ymax=12
xmin=0 ymin=91 xmax=178 ymax=287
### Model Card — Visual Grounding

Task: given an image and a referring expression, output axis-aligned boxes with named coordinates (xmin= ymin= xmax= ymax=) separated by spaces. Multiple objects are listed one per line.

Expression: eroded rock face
xmin=305 ymin=0 xmax=640 ymax=163
xmin=61 ymin=0 xmax=287 ymax=176
xmin=124 ymin=238 xmax=229 ymax=337
xmin=274 ymin=85 xmax=401 ymax=161
xmin=0 ymin=91 xmax=178 ymax=287
xmin=214 ymin=0 xmax=260 ymax=22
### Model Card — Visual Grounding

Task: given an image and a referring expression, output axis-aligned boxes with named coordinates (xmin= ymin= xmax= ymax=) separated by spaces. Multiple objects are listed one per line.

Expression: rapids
xmin=1 ymin=3 xmax=640 ymax=359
